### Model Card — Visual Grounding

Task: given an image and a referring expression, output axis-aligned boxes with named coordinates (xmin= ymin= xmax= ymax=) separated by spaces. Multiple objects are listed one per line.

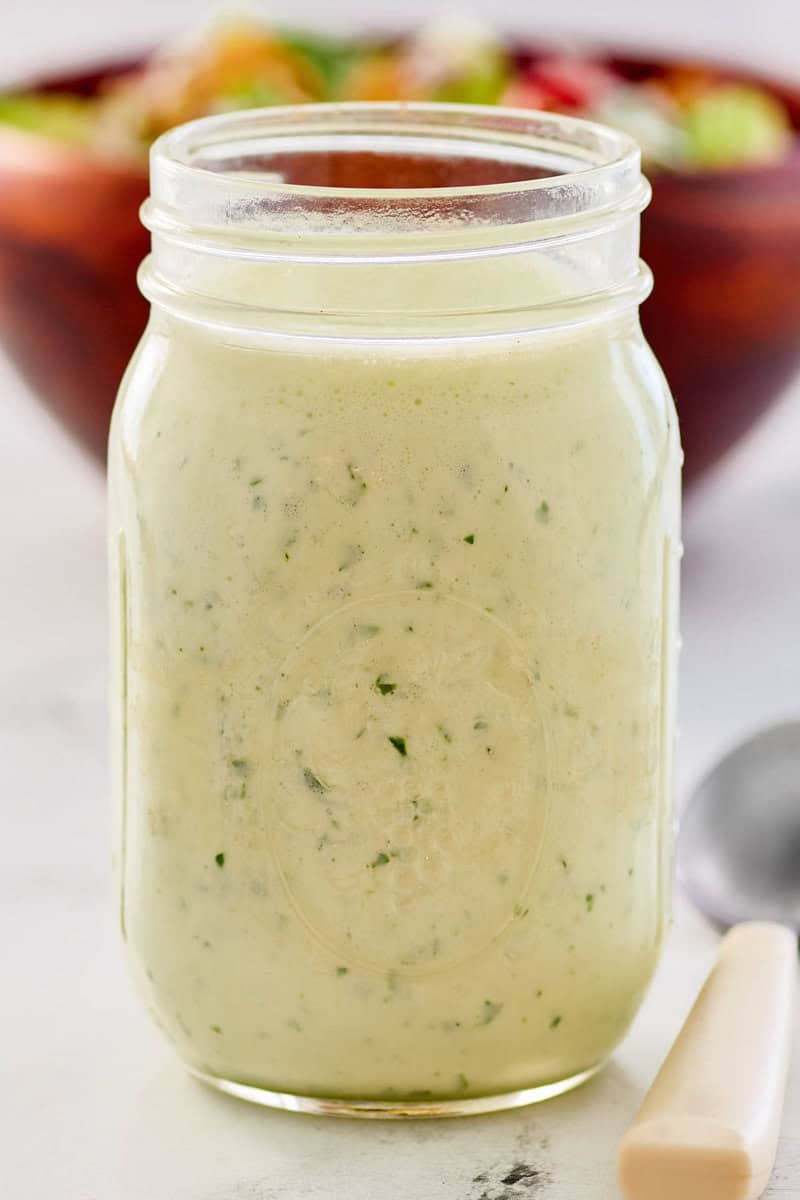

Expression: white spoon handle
xmin=618 ymin=922 xmax=797 ymax=1200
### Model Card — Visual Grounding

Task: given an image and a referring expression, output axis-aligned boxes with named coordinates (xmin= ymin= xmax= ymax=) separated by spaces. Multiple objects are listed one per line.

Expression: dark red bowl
xmin=0 ymin=54 xmax=799 ymax=477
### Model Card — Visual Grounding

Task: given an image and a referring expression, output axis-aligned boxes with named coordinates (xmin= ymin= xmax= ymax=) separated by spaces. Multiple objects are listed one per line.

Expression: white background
xmin=1 ymin=0 xmax=799 ymax=85
xmin=1 ymin=3 xmax=799 ymax=1198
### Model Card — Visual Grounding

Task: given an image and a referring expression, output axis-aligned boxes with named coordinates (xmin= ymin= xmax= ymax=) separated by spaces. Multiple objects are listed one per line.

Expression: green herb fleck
xmin=513 ymin=903 xmax=529 ymax=918
xmin=248 ymin=476 xmax=263 ymax=487
xmin=564 ymin=703 xmax=579 ymax=719
xmin=537 ymin=500 xmax=551 ymax=523
xmin=559 ymin=856 xmax=569 ymax=871
xmin=550 ymin=1014 xmax=562 ymax=1029
xmin=458 ymin=1073 xmax=470 ymax=1090
xmin=374 ymin=674 xmax=397 ymax=696
xmin=437 ymin=724 xmax=452 ymax=743
xmin=388 ymin=736 xmax=407 ymax=757
xmin=215 ymin=852 xmax=225 ymax=868
xmin=416 ymin=580 xmax=434 ymax=590
xmin=336 ymin=967 xmax=349 ymax=976
xmin=303 ymin=767 xmax=330 ymax=793
xmin=479 ymin=999 xmax=503 ymax=1025
xmin=463 ymin=534 xmax=475 ymax=544
xmin=347 ymin=463 xmax=367 ymax=487
xmin=230 ymin=758 xmax=250 ymax=775
xmin=210 ymin=1024 xmax=223 ymax=1034
xmin=585 ymin=893 xmax=595 ymax=912
xmin=474 ymin=718 xmax=489 ymax=731
xmin=370 ymin=851 xmax=390 ymax=868
xmin=355 ymin=623 xmax=381 ymax=638
xmin=287 ymin=1019 xmax=303 ymax=1033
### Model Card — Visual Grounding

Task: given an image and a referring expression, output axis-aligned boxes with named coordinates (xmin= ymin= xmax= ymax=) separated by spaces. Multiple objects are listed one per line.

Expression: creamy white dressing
xmin=110 ymin=303 xmax=680 ymax=1103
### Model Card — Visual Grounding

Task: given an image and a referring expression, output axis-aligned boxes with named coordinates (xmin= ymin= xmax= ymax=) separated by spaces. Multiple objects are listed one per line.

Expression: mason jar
xmin=109 ymin=102 xmax=681 ymax=1117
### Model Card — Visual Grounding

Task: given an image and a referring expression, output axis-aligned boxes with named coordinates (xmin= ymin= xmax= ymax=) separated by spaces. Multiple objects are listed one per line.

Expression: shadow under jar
xmin=109 ymin=102 xmax=682 ymax=1117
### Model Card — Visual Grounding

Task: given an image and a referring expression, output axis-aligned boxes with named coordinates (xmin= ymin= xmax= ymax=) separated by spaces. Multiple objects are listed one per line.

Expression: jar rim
xmin=147 ymin=102 xmax=647 ymax=240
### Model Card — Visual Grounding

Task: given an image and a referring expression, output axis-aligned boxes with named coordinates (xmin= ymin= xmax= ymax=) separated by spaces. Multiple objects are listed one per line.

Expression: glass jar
xmin=109 ymin=103 xmax=681 ymax=1117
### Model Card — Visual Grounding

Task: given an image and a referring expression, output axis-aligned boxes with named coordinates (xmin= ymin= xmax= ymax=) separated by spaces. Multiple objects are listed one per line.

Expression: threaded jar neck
xmin=141 ymin=102 xmax=652 ymax=338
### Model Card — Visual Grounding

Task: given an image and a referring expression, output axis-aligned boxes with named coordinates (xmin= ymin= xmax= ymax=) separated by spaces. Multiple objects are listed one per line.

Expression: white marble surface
xmin=2 ymin=347 xmax=800 ymax=1199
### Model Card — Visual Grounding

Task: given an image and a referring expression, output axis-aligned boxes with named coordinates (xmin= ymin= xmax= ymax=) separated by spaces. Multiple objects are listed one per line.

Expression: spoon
xmin=618 ymin=722 xmax=799 ymax=1200
xmin=677 ymin=720 xmax=800 ymax=932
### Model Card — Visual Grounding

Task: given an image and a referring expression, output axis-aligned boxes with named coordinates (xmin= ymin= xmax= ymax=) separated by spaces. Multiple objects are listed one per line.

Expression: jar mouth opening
xmin=155 ymin=101 xmax=638 ymax=196
xmin=148 ymin=102 xmax=647 ymax=240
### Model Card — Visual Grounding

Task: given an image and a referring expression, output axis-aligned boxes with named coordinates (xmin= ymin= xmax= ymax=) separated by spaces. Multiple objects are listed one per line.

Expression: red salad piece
xmin=526 ymin=56 xmax=621 ymax=110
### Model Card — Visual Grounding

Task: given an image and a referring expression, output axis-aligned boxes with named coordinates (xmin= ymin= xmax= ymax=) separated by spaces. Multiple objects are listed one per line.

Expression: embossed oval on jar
xmin=259 ymin=591 xmax=550 ymax=975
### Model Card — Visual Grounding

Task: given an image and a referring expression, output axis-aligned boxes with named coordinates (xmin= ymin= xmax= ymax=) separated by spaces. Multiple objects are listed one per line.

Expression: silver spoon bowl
xmin=678 ymin=720 xmax=800 ymax=932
